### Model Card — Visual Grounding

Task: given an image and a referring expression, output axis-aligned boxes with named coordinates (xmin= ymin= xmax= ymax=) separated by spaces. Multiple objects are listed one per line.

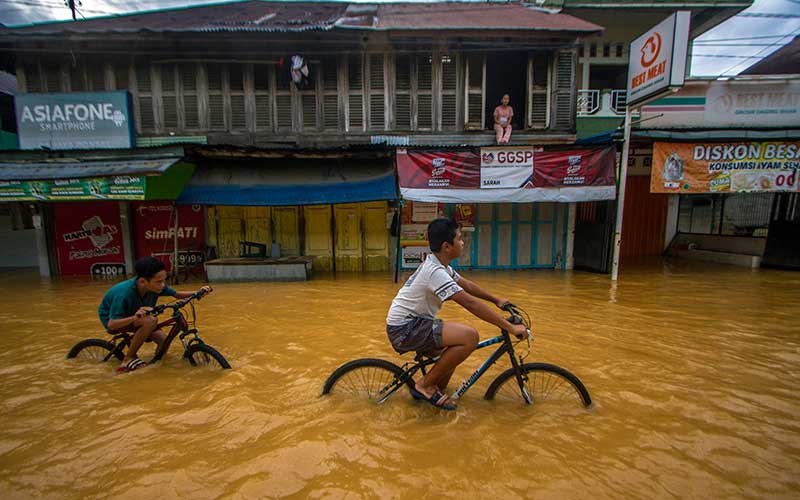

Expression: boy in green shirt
xmin=98 ymin=256 xmax=211 ymax=372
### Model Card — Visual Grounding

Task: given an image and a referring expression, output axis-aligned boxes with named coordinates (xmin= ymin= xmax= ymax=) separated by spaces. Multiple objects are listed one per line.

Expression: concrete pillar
xmin=664 ymin=194 xmax=680 ymax=251
xmin=32 ymin=210 xmax=50 ymax=279
xmin=119 ymin=202 xmax=135 ymax=275
xmin=565 ymin=203 xmax=576 ymax=270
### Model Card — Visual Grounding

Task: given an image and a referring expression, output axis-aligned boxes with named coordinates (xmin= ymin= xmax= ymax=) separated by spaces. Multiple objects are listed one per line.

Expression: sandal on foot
xmin=410 ymin=386 xmax=457 ymax=411
xmin=116 ymin=358 xmax=147 ymax=373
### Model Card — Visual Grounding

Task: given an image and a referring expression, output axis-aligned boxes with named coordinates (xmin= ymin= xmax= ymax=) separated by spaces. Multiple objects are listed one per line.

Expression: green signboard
xmin=0 ymin=162 xmax=195 ymax=201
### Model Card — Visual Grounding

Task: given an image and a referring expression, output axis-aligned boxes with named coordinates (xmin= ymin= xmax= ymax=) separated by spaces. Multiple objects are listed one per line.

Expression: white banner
xmin=480 ymin=147 xmax=534 ymax=189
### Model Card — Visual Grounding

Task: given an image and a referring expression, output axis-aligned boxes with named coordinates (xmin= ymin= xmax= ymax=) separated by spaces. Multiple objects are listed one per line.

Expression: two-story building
xmin=2 ymin=1 xmax=623 ymax=278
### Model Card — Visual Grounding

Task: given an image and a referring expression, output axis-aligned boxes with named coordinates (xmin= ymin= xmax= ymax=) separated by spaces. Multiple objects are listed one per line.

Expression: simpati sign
xmin=627 ymin=11 xmax=690 ymax=106
xmin=480 ymin=147 xmax=534 ymax=189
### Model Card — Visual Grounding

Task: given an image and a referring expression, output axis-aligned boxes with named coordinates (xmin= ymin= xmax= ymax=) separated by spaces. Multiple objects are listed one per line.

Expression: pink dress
xmin=493 ymin=105 xmax=513 ymax=144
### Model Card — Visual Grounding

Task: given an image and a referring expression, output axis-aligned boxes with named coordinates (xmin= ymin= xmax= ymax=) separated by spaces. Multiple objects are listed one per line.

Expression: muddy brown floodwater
xmin=0 ymin=259 xmax=798 ymax=499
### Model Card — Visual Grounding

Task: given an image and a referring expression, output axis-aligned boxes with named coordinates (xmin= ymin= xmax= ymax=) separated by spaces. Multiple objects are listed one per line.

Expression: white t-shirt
xmin=386 ymin=254 xmax=463 ymax=326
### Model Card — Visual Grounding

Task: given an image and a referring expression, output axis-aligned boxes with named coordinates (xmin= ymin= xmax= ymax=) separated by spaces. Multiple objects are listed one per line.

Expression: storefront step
xmin=205 ymin=257 xmax=312 ymax=282
xmin=668 ymin=248 xmax=762 ymax=269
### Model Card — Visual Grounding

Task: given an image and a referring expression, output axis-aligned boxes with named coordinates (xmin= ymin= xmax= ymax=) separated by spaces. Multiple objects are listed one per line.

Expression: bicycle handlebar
xmin=501 ymin=302 xmax=533 ymax=340
xmin=149 ymin=287 xmax=212 ymax=316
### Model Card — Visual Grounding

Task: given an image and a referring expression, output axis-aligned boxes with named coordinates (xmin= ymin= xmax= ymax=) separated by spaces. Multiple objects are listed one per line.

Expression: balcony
xmin=577 ymin=89 xmax=630 ymax=117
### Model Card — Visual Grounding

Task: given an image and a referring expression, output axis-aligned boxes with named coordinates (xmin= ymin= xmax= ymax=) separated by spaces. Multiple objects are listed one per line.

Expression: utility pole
xmin=65 ymin=0 xmax=78 ymax=21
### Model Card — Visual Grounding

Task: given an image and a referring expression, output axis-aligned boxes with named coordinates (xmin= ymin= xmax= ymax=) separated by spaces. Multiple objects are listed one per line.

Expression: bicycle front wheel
xmin=321 ymin=358 xmax=413 ymax=403
xmin=184 ymin=344 xmax=231 ymax=369
xmin=485 ymin=362 xmax=592 ymax=408
xmin=66 ymin=338 xmax=124 ymax=362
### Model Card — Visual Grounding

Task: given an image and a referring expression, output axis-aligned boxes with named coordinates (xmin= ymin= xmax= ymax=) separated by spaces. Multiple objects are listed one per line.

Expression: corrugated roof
xmin=6 ymin=1 xmax=602 ymax=35
xmin=0 ymin=158 xmax=180 ymax=180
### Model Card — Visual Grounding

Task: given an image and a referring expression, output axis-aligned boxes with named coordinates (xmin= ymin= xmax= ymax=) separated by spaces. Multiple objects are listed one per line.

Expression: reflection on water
xmin=0 ymin=259 xmax=798 ymax=498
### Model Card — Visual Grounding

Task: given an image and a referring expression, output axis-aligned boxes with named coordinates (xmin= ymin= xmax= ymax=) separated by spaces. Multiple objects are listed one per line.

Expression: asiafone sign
xmin=15 ymin=91 xmax=135 ymax=150
xmin=627 ymin=11 xmax=690 ymax=106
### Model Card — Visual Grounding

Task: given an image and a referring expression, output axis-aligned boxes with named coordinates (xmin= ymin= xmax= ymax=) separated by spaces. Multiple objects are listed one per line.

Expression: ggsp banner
xmin=651 ymin=141 xmax=800 ymax=193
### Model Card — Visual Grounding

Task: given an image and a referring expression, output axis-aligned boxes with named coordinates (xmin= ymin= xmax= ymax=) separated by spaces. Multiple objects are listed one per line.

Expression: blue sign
xmin=15 ymin=91 xmax=135 ymax=150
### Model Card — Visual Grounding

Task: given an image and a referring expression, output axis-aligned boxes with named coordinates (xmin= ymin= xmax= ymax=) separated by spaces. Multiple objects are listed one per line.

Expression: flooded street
xmin=0 ymin=259 xmax=798 ymax=499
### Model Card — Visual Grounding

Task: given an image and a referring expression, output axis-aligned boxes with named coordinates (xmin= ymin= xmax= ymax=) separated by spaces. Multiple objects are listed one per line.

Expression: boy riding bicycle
xmin=386 ymin=218 xmax=527 ymax=410
xmin=98 ymin=256 xmax=212 ymax=373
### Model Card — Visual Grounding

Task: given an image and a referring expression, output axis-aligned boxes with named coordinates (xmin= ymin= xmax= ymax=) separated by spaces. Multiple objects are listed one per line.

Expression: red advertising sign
xmin=534 ymin=147 xmax=616 ymax=188
xmin=396 ymin=149 xmax=480 ymax=189
xmin=131 ymin=202 xmax=206 ymax=274
xmin=53 ymin=201 xmax=126 ymax=277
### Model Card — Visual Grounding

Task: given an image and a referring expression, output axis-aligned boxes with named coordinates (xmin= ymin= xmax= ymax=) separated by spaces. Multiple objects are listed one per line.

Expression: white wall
xmin=0 ymin=215 xmax=39 ymax=267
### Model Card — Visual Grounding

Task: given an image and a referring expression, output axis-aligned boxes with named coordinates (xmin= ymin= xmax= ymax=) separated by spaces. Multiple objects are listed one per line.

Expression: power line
xmin=693 ymin=34 xmax=799 ymax=43
xmin=715 ymin=26 xmax=800 ymax=76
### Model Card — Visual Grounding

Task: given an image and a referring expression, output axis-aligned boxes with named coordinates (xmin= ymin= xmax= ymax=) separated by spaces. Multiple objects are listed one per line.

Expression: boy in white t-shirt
xmin=386 ymin=218 xmax=527 ymax=410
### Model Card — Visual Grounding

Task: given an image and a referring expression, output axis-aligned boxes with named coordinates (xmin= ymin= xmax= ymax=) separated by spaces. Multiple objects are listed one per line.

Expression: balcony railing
xmin=577 ymin=89 xmax=628 ymax=117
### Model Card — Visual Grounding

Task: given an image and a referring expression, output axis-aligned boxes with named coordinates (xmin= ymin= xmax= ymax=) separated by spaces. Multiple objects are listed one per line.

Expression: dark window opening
xmin=589 ymin=64 xmax=627 ymax=90
xmin=485 ymin=51 xmax=527 ymax=130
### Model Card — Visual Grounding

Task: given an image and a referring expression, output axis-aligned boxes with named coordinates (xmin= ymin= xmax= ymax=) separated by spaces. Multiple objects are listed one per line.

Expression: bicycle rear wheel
xmin=184 ymin=344 xmax=231 ymax=369
xmin=485 ymin=362 xmax=592 ymax=407
xmin=66 ymin=338 xmax=124 ymax=362
xmin=321 ymin=358 xmax=413 ymax=403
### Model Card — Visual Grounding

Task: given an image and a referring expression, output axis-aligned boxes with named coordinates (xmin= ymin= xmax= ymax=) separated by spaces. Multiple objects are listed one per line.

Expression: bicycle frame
xmin=105 ymin=308 xmax=205 ymax=363
xmin=380 ymin=330 xmax=532 ymax=405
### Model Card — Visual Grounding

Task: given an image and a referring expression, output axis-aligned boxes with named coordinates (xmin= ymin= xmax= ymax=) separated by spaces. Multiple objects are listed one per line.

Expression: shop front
xmin=396 ymin=146 xmax=617 ymax=270
xmin=176 ymin=156 xmax=398 ymax=273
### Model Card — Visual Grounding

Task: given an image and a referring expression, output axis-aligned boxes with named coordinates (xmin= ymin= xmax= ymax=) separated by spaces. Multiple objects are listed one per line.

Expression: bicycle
xmin=66 ymin=288 xmax=230 ymax=369
xmin=321 ymin=304 xmax=591 ymax=408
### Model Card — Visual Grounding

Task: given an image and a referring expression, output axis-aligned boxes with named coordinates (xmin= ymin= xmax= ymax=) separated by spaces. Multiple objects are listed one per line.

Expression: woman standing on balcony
xmin=493 ymin=94 xmax=514 ymax=144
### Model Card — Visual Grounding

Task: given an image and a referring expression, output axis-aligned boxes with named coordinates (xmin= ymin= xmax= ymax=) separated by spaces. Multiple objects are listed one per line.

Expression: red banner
xmin=398 ymin=147 xmax=616 ymax=189
xmin=534 ymin=147 xmax=616 ymax=188
xmin=131 ymin=202 xmax=206 ymax=274
xmin=396 ymin=150 xmax=480 ymax=189
xmin=53 ymin=202 xmax=126 ymax=277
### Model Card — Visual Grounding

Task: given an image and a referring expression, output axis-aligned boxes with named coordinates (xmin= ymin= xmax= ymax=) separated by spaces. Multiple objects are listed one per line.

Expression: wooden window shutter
xmin=180 ymin=64 xmax=200 ymax=129
xmin=135 ymin=64 xmax=155 ymax=132
xmin=321 ymin=56 xmax=340 ymax=130
xmin=69 ymin=65 xmax=86 ymax=91
xmin=228 ymin=64 xmax=246 ymax=131
xmin=90 ymin=64 xmax=106 ymax=91
xmin=24 ymin=62 xmax=43 ymax=92
xmin=440 ymin=54 xmax=457 ymax=130
xmin=253 ymin=65 xmax=272 ymax=131
xmin=552 ymin=50 xmax=576 ymax=130
xmin=114 ymin=65 xmax=130 ymax=91
xmin=394 ymin=55 xmax=411 ymax=130
xmin=416 ymin=55 xmax=433 ymax=130
xmin=527 ymin=54 xmax=550 ymax=130
xmin=299 ymin=63 xmax=319 ymax=131
xmin=347 ymin=55 xmax=364 ymax=130
xmin=206 ymin=64 xmax=226 ymax=131
xmin=43 ymin=64 xmax=61 ymax=92
xmin=161 ymin=65 xmax=178 ymax=130
xmin=368 ymin=54 xmax=385 ymax=131
xmin=464 ymin=54 xmax=485 ymax=130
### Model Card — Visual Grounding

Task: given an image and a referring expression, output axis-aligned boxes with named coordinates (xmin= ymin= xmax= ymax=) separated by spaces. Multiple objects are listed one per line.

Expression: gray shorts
xmin=386 ymin=317 xmax=444 ymax=355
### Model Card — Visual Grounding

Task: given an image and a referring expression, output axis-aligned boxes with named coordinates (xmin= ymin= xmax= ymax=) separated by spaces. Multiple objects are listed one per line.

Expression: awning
xmin=177 ymin=160 xmax=397 ymax=206
xmin=0 ymin=158 xmax=194 ymax=201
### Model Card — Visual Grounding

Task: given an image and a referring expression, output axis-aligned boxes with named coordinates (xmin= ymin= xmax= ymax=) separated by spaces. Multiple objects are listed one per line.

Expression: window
xmin=395 ymin=55 xmax=411 ymax=130
xmin=300 ymin=63 xmax=319 ymax=131
xmin=180 ymin=64 xmax=200 ymax=130
xmin=440 ymin=54 xmax=458 ymax=130
xmin=135 ymin=64 xmax=155 ymax=132
xmin=160 ymin=64 xmax=178 ymax=131
xmin=464 ymin=54 xmax=485 ymax=130
xmin=275 ymin=60 xmax=293 ymax=131
xmin=206 ymin=64 xmax=226 ymax=131
xmin=253 ymin=64 xmax=273 ymax=131
xmin=228 ymin=64 xmax=247 ymax=131
xmin=552 ymin=50 xmax=576 ymax=130
xmin=367 ymin=53 xmax=386 ymax=131
xmin=416 ymin=54 xmax=433 ymax=130
xmin=528 ymin=55 xmax=550 ymax=129
xmin=320 ymin=56 xmax=340 ymax=130
xmin=347 ymin=54 xmax=364 ymax=131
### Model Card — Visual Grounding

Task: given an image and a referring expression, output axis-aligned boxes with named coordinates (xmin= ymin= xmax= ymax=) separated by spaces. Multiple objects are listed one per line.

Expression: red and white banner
xmin=53 ymin=202 xmax=126 ymax=277
xmin=397 ymin=146 xmax=616 ymax=203
xmin=131 ymin=201 xmax=206 ymax=274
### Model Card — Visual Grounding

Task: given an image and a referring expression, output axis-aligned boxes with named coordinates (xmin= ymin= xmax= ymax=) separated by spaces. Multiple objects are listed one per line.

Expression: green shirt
xmin=98 ymin=277 xmax=177 ymax=329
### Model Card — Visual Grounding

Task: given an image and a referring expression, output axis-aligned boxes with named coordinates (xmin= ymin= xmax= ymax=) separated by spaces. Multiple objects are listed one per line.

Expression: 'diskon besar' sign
xmin=15 ymin=91 xmax=135 ymax=150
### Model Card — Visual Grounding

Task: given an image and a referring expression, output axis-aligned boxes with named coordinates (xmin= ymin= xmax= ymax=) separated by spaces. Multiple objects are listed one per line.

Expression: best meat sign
xmin=627 ymin=12 xmax=690 ymax=106
xmin=480 ymin=147 xmax=534 ymax=189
